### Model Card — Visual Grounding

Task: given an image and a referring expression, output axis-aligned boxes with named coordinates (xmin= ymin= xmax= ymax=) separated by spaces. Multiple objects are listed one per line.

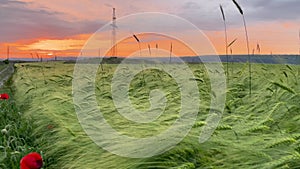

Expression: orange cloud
xmin=0 ymin=20 xmax=298 ymax=59
xmin=21 ymin=39 xmax=86 ymax=51
xmin=0 ymin=34 xmax=91 ymax=58
xmin=100 ymin=33 xmax=197 ymax=57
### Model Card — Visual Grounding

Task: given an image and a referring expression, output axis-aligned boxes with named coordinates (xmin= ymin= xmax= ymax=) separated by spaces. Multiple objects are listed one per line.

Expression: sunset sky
xmin=0 ymin=0 xmax=299 ymax=59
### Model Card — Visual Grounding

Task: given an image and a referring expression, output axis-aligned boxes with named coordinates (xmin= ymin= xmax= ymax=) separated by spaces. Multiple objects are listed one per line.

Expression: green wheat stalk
xmin=133 ymin=34 xmax=145 ymax=85
xmin=256 ymin=43 xmax=261 ymax=54
xmin=169 ymin=42 xmax=172 ymax=63
xmin=133 ymin=34 xmax=141 ymax=57
xmin=232 ymin=0 xmax=251 ymax=95
xmin=219 ymin=4 xmax=229 ymax=79
xmin=99 ymin=48 xmax=104 ymax=71
xmin=228 ymin=38 xmax=237 ymax=49
xmin=148 ymin=44 xmax=151 ymax=56
xmin=271 ymin=81 xmax=296 ymax=94
xmin=298 ymin=29 xmax=300 ymax=75
xmin=228 ymin=38 xmax=237 ymax=76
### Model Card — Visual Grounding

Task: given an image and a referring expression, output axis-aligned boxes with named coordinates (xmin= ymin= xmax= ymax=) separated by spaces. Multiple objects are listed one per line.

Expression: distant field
xmin=10 ymin=61 xmax=300 ymax=168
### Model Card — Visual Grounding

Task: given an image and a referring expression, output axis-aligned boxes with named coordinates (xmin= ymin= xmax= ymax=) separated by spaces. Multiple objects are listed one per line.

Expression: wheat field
xmin=1 ymin=61 xmax=300 ymax=168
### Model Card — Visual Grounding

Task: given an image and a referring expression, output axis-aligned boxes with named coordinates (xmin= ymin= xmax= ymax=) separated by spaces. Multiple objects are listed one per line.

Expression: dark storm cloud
xmin=0 ymin=0 xmax=104 ymax=42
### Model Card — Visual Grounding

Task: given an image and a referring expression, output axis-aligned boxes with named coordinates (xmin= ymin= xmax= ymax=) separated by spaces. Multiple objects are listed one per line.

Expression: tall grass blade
xmin=230 ymin=48 xmax=233 ymax=74
xmin=228 ymin=39 xmax=237 ymax=76
xmin=99 ymin=48 xmax=103 ymax=71
xmin=298 ymin=29 xmax=300 ymax=56
xmin=133 ymin=34 xmax=141 ymax=57
xmin=219 ymin=5 xmax=225 ymax=21
xmin=298 ymin=29 xmax=300 ymax=74
xmin=169 ymin=42 xmax=172 ymax=63
xmin=232 ymin=0 xmax=251 ymax=95
xmin=220 ymin=4 xmax=229 ymax=80
xmin=133 ymin=34 xmax=140 ymax=43
xmin=36 ymin=53 xmax=40 ymax=62
xmin=242 ymin=16 xmax=251 ymax=95
xmin=272 ymin=81 xmax=296 ymax=94
xmin=227 ymin=38 xmax=237 ymax=48
xmin=257 ymin=43 xmax=261 ymax=54
xmin=232 ymin=0 xmax=243 ymax=15
xmin=148 ymin=44 xmax=151 ymax=56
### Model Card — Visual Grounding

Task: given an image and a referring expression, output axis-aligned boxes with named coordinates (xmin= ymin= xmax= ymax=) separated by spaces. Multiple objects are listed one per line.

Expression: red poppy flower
xmin=0 ymin=93 xmax=9 ymax=100
xmin=20 ymin=152 xmax=43 ymax=169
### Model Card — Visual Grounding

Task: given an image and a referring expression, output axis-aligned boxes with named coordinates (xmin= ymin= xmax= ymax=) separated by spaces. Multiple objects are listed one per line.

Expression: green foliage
xmin=0 ymin=83 xmax=42 ymax=168
xmin=6 ymin=62 xmax=300 ymax=168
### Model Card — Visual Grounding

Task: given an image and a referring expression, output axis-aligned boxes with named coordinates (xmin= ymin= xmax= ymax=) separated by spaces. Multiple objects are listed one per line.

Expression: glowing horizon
xmin=0 ymin=1 xmax=299 ymax=59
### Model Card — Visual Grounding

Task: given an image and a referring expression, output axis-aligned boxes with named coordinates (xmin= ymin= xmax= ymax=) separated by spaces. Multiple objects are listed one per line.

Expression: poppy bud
xmin=1 ymin=129 xmax=7 ymax=135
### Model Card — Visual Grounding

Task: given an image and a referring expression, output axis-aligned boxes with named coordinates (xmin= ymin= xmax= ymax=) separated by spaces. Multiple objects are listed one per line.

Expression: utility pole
xmin=111 ymin=8 xmax=117 ymax=57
